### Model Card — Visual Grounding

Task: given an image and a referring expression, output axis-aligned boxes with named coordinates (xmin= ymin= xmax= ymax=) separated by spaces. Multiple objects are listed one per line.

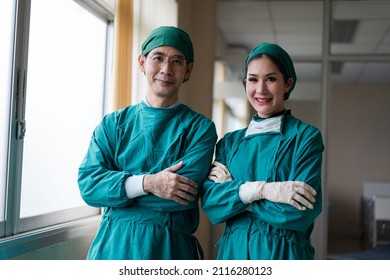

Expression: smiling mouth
xmin=255 ymin=97 xmax=272 ymax=104
xmin=156 ymin=78 xmax=174 ymax=85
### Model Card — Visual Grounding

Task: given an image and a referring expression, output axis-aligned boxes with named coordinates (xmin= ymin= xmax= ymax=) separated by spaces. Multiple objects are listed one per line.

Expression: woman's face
xmin=245 ymin=56 xmax=293 ymax=118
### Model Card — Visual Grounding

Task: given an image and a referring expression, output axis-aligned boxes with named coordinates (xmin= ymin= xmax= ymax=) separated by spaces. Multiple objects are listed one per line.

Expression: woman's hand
xmin=208 ymin=161 xmax=233 ymax=183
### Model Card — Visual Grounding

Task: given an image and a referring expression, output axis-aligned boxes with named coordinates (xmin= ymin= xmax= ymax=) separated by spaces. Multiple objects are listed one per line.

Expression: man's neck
xmin=144 ymin=96 xmax=181 ymax=108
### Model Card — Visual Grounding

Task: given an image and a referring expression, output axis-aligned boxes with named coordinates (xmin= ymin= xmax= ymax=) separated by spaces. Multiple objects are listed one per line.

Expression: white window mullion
xmin=5 ymin=0 xmax=32 ymax=237
xmin=0 ymin=0 xmax=18 ymax=237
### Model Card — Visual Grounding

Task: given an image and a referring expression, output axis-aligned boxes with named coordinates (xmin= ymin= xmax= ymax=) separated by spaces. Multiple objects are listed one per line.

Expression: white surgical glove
xmin=239 ymin=181 xmax=316 ymax=210
xmin=208 ymin=161 xmax=233 ymax=183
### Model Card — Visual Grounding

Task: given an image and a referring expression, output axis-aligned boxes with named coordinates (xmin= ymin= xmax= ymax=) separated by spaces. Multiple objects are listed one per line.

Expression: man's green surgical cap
xmin=244 ymin=42 xmax=297 ymax=100
xmin=141 ymin=26 xmax=194 ymax=63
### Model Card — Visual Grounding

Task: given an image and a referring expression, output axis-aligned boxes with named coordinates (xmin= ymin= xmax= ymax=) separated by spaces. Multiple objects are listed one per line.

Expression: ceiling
xmin=215 ymin=0 xmax=390 ymax=85
xmin=96 ymin=0 xmax=390 ymax=87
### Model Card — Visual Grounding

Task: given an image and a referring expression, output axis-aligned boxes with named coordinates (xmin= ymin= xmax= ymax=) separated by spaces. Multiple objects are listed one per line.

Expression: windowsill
xmin=0 ymin=215 xmax=100 ymax=259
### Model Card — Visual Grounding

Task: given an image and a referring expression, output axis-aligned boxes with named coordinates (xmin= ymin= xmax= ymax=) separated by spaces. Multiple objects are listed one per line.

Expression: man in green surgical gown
xmin=78 ymin=26 xmax=217 ymax=260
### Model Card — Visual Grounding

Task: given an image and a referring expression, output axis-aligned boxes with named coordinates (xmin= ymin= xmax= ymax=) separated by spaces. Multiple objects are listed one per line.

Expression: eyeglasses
xmin=147 ymin=54 xmax=187 ymax=71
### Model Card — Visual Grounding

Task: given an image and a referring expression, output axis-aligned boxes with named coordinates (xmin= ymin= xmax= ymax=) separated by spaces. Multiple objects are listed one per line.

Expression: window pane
xmin=331 ymin=1 xmax=390 ymax=54
xmin=21 ymin=0 xmax=107 ymax=217
xmin=0 ymin=0 xmax=15 ymax=222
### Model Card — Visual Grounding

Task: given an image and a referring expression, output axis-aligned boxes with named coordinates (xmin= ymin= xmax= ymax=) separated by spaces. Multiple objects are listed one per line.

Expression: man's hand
xmin=143 ymin=161 xmax=198 ymax=205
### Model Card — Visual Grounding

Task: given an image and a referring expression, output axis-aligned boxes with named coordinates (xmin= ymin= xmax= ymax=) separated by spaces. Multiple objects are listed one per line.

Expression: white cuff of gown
xmin=239 ymin=182 xmax=264 ymax=204
xmin=124 ymin=175 xmax=147 ymax=198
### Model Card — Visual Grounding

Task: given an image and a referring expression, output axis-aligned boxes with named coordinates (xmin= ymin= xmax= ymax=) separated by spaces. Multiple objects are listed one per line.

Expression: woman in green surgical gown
xmin=78 ymin=26 xmax=217 ymax=260
xmin=201 ymin=42 xmax=324 ymax=260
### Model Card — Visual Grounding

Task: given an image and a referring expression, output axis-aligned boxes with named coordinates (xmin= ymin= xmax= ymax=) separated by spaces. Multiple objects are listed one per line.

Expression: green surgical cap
xmin=244 ymin=42 xmax=297 ymax=100
xmin=141 ymin=26 xmax=194 ymax=63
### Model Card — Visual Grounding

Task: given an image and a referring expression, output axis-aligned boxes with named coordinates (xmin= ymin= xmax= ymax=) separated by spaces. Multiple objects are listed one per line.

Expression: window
xmin=21 ymin=0 xmax=107 ymax=219
xmin=0 ymin=0 xmax=114 ymax=258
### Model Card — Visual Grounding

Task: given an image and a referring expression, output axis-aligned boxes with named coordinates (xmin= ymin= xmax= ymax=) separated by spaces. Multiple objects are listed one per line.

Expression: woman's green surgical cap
xmin=141 ymin=26 xmax=194 ymax=63
xmin=244 ymin=42 xmax=297 ymax=100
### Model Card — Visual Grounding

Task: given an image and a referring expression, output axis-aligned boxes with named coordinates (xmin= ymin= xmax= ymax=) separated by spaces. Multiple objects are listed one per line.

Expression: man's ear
xmin=138 ymin=55 xmax=146 ymax=74
xmin=184 ymin=62 xmax=194 ymax=81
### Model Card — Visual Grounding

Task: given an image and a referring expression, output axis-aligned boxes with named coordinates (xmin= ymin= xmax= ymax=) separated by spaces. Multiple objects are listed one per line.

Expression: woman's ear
xmin=285 ymin=77 xmax=294 ymax=93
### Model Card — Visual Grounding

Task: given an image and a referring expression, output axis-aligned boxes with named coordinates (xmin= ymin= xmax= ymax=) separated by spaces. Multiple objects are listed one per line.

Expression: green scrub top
xmin=78 ymin=102 xmax=217 ymax=260
xmin=201 ymin=110 xmax=324 ymax=260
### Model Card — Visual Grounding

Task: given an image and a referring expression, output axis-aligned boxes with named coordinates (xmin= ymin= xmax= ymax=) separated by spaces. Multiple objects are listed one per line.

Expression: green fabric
xmin=201 ymin=110 xmax=324 ymax=260
xmin=141 ymin=26 xmax=194 ymax=63
xmin=244 ymin=42 xmax=297 ymax=100
xmin=78 ymin=102 xmax=217 ymax=259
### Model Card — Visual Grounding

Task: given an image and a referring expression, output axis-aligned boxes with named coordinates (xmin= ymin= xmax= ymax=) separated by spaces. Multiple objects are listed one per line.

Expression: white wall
xmin=328 ymin=85 xmax=390 ymax=242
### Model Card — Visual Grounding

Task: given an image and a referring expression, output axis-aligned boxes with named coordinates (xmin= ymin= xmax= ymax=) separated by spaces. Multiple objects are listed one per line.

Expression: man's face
xmin=139 ymin=46 xmax=193 ymax=107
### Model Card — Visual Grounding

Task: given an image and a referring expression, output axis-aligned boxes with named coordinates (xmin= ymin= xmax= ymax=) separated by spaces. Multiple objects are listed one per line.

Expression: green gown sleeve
xmin=78 ymin=112 xmax=132 ymax=208
xmin=251 ymin=126 xmax=324 ymax=232
xmin=201 ymin=131 xmax=248 ymax=224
